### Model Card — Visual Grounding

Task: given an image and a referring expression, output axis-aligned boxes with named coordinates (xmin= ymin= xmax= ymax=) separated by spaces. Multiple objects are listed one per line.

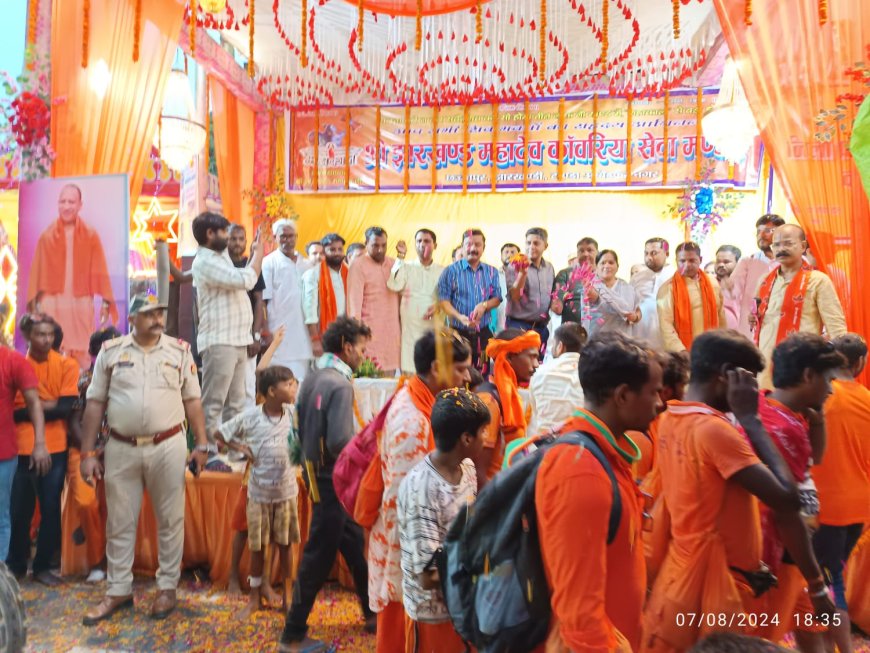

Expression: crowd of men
xmin=1 ymin=208 xmax=866 ymax=653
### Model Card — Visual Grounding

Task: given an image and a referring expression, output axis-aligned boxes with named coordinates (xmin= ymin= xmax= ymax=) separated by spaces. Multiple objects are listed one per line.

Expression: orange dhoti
xmin=376 ymin=600 xmax=406 ymax=653
xmin=66 ymin=448 xmax=106 ymax=569
xmin=404 ymin=615 xmax=469 ymax=653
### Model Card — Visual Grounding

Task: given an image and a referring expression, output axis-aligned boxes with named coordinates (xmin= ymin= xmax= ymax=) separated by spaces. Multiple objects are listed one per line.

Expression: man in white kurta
xmin=630 ymin=237 xmax=674 ymax=350
xmin=262 ymin=220 xmax=313 ymax=380
xmin=387 ymin=229 xmax=443 ymax=374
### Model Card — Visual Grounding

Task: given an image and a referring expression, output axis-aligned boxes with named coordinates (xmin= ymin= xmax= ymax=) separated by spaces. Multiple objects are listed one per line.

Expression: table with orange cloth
xmin=60 ymin=471 xmax=353 ymax=589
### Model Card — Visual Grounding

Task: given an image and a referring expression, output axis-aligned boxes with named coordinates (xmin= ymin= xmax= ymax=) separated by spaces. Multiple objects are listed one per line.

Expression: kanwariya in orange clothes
xmin=750 ymin=392 xmax=824 ymax=642
xmin=369 ymin=376 xmax=436 ymax=653
xmin=641 ymin=402 xmax=765 ymax=653
xmin=535 ymin=410 xmax=645 ymax=653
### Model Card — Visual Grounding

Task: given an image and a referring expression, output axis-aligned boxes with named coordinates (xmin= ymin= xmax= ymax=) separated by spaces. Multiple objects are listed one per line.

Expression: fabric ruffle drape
xmin=713 ymin=0 xmax=870 ymax=346
xmin=51 ymin=0 xmax=185 ymax=208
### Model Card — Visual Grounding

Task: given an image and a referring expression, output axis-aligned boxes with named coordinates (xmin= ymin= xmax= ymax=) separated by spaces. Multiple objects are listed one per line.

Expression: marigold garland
xmin=601 ymin=0 xmax=608 ymax=75
xmin=744 ymin=0 xmax=752 ymax=25
xmin=189 ymin=0 xmax=196 ymax=56
xmin=313 ymin=107 xmax=320 ymax=191
xmin=625 ymin=97 xmax=632 ymax=186
xmin=695 ymin=87 xmax=703 ymax=180
xmin=591 ymin=93 xmax=598 ymax=187
xmin=431 ymin=105 xmax=439 ymax=192
xmin=522 ymin=99 xmax=530 ymax=191
xmin=82 ymin=0 xmax=90 ymax=68
xmin=490 ymin=102 xmax=499 ymax=192
xmin=248 ymin=0 xmax=255 ymax=77
xmin=662 ymin=89 xmax=670 ymax=184
xmin=133 ymin=0 xmax=142 ymax=62
xmin=403 ymin=103 xmax=411 ymax=193
xmin=557 ymin=97 xmax=565 ymax=181
xmin=357 ymin=0 xmax=364 ymax=52
xmin=819 ymin=0 xmax=828 ymax=25
xmin=672 ymin=0 xmax=680 ymax=40
xmin=27 ymin=0 xmax=38 ymax=47
xmin=374 ymin=106 xmax=381 ymax=191
xmin=301 ymin=0 xmax=308 ymax=68
xmin=344 ymin=107 xmax=351 ymax=190
xmin=539 ymin=0 xmax=547 ymax=83
xmin=415 ymin=0 xmax=423 ymax=51
xmin=475 ymin=0 xmax=483 ymax=44
xmin=462 ymin=103 xmax=470 ymax=194
xmin=268 ymin=109 xmax=275 ymax=188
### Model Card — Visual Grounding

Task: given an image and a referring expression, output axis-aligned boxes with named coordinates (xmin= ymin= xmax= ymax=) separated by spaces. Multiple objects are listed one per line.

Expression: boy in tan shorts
xmin=219 ymin=366 xmax=301 ymax=617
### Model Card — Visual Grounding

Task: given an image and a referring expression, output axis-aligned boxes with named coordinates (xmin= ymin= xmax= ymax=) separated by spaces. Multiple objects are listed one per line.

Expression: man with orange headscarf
xmin=656 ymin=242 xmax=726 ymax=353
xmin=302 ymin=233 xmax=348 ymax=356
xmin=474 ymin=328 xmax=540 ymax=487
xmin=27 ymin=184 xmax=118 ymax=369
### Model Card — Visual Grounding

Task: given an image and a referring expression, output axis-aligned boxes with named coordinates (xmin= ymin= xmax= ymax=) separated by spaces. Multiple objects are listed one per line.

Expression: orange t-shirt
xmin=477 ymin=391 xmax=524 ymax=479
xmin=14 ymin=350 xmax=80 ymax=455
xmin=536 ymin=413 xmax=646 ymax=653
xmin=812 ymin=379 xmax=870 ymax=526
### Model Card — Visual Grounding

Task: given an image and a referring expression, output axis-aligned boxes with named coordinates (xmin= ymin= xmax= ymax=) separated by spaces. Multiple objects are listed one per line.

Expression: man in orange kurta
xmin=642 ymin=330 xmax=835 ymax=653
xmin=536 ymin=332 xmax=664 ymax=653
xmin=812 ymin=334 xmax=870 ymax=652
xmin=347 ymin=227 xmax=401 ymax=374
xmin=475 ymin=329 xmax=540 ymax=485
xmin=27 ymin=184 xmax=118 ymax=369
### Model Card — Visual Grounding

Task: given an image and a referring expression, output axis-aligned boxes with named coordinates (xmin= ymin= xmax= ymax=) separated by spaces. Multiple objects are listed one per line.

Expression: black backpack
xmin=436 ymin=431 xmax=622 ymax=653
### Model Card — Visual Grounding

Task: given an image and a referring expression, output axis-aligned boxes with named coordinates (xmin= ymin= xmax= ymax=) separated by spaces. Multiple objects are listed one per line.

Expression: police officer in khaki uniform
xmin=79 ymin=294 xmax=211 ymax=624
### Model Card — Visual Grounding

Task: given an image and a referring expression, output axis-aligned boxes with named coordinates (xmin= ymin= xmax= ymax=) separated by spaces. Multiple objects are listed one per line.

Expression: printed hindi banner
xmin=287 ymin=90 xmax=763 ymax=192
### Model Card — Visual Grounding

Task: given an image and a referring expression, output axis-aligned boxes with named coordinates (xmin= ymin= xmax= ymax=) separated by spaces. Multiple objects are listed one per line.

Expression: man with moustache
xmin=630 ymin=237 xmax=674 ymax=349
xmin=714 ymin=245 xmax=742 ymax=329
xmin=437 ymin=229 xmax=503 ymax=374
xmin=262 ymin=219 xmax=314 ymax=380
xmin=303 ymin=233 xmax=349 ymax=356
xmin=387 ymin=229 xmax=443 ymax=374
xmin=348 ymin=226 xmax=402 ymax=375
xmin=191 ymin=212 xmax=264 ymax=455
xmin=27 ymin=184 xmax=118 ymax=368
xmin=496 ymin=243 xmax=520 ymax=332
xmin=730 ymin=214 xmax=787 ymax=337
xmin=504 ymin=228 xmax=556 ymax=356
xmin=752 ymin=224 xmax=846 ymax=389
xmin=227 ymin=225 xmax=266 ymax=405
xmin=553 ymin=237 xmax=600 ymax=327
xmin=79 ymin=294 xmax=208 ymax=623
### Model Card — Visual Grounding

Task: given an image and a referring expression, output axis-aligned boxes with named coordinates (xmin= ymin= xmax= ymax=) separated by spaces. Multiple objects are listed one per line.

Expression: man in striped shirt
xmin=191 ymin=212 xmax=263 ymax=463
xmin=437 ymin=229 xmax=503 ymax=374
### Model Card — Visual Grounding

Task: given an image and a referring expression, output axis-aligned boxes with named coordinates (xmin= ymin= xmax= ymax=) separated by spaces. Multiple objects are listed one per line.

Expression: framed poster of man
xmin=17 ymin=174 xmax=129 ymax=367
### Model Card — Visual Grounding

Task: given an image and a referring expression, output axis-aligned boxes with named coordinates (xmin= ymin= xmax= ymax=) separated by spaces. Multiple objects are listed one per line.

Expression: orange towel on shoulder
xmin=671 ymin=272 xmax=718 ymax=350
xmin=318 ymin=258 xmax=348 ymax=334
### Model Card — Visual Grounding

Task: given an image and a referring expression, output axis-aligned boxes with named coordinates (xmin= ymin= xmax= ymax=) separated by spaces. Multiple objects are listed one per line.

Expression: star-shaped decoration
xmin=131 ymin=197 xmax=179 ymax=255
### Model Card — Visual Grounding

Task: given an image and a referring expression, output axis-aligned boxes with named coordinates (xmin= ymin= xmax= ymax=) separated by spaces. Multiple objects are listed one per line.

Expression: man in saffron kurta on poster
xmin=27 ymin=184 xmax=118 ymax=368
xmin=348 ymin=227 xmax=401 ymax=374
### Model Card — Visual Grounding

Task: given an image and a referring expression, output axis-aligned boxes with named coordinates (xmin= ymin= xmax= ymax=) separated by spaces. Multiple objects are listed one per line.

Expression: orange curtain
xmin=210 ymin=76 xmax=255 ymax=235
xmin=713 ymin=0 xmax=870 ymax=343
xmin=51 ymin=0 xmax=185 ymax=207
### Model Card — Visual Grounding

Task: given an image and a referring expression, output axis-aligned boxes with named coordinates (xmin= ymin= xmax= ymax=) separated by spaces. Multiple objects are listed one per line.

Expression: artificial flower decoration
xmin=665 ymin=163 xmax=740 ymax=243
xmin=509 ymin=252 xmax=530 ymax=273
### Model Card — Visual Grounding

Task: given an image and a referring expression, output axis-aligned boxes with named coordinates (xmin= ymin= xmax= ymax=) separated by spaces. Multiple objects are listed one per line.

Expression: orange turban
xmin=485 ymin=331 xmax=541 ymax=430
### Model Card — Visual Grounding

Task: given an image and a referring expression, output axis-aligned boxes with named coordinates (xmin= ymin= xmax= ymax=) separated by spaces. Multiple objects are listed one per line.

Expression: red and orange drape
xmin=51 ymin=0 xmax=185 ymax=209
xmin=713 ymin=0 xmax=870 ymax=354
xmin=210 ymin=75 xmax=256 ymax=235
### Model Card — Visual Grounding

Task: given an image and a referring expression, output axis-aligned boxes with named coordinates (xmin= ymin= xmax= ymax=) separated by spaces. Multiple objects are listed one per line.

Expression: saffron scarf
xmin=407 ymin=375 xmax=436 ymax=449
xmin=318 ymin=258 xmax=348 ymax=334
xmin=754 ymin=264 xmax=811 ymax=346
xmin=484 ymin=330 xmax=541 ymax=430
xmin=671 ymin=272 xmax=719 ymax=350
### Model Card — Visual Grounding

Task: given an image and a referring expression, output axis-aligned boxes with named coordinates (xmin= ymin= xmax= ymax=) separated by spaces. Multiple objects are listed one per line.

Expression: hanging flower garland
xmin=522 ymin=99 xmax=530 ymax=191
xmin=744 ymin=0 xmax=752 ymax=26
xmin=313 ymin=107 xmax=320 ymax=191
xmin=539 ymin=0 xmax=547 ymax=83
xmin=819 ymin=0 xmax=828 ymax=25
xmin=591 ymin=93 xmax=598 ymax=186
xmin=694 ymin=87 xmax=703 ymax=180
xmin=357 ymin=0 xmax=365 ymax=52
xmin=475 ymin=0 xmax=483 ymax=44
xmin=374 ymin=105 xmax=381 ymax=191
xmin=672 ymin=0 xmax=680 ymax=40
xmin=248 ymin=0 xmax=255 ymax=77
xmin=490 ymin=102 xmax=498 ymax=192
xmin=415 ymin=0 xmax=423 ymax=51
xmin=26 ymin=0 xmax=38 ymax=48
xmin=557 ymin=97 xmax=565 ymax=182
xmin=600 ymin=0 xmax=609 ymax=75
xmin=431 ymin=104 xmax=439 ymax=192
xmin=300 ymin=0 xmax=308 ymax=68
xmin=665 ymin=164 xmax=740 ymax=244
xmin=190 ymin=0 xmax=197 ymax=55
xmin=242 ymin=171 xmax=298 ymax=228
xmin=1 ymin=48 xmax=60 ymax=180
xmin=133 ymin=0 xmax=142 ymax=62
xmin=462 ymin=102 xmax=470 ymax=194
xmin=625 ymin=97 xmax=632 ymax=185
xmin=82 ymin=0 xmax=90 ymax=68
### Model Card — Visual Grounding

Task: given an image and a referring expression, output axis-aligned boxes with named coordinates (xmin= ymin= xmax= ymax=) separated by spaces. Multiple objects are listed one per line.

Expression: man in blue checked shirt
xmin=437 ymin=229 xmax=503 ymax=374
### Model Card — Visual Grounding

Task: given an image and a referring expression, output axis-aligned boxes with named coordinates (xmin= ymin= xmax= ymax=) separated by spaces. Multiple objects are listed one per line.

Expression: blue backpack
xmin=436 ymin=431 xmax=622 ymax=653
